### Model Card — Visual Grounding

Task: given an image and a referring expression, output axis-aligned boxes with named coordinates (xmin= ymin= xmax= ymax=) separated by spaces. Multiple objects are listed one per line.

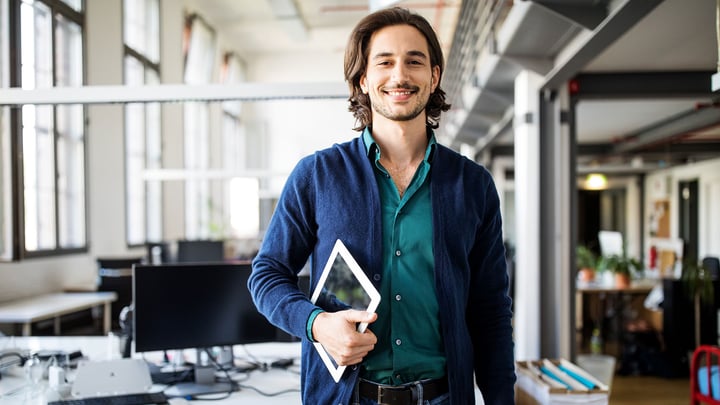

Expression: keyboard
xmin=48 ymin=391 xmax=168 ymax=405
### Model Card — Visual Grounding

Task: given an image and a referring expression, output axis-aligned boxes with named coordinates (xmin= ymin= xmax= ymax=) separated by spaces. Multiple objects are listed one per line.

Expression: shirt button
xmin=395 ymin=294 xmax=402 ymax=301
xmin=395 ymin=339 xmax=402 ymax=346
xmin=395 ymin=250 xmax=402 ymax=257
xmin=373 ymin=274 xmax=381 ymax=281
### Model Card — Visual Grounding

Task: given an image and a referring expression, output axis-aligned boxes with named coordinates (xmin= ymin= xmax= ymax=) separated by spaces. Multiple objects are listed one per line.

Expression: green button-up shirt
xmin=360 ymin=127 xmax=446 ymax=385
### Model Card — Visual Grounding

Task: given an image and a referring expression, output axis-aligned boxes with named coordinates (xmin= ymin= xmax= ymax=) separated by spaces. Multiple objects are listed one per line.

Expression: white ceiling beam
xmin=0 ymin=82 xmax=348 ymax=106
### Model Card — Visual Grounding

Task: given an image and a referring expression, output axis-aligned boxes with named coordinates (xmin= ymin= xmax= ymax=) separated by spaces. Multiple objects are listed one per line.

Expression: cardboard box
xmin=516 ymin=359 xmax=609 ymax=405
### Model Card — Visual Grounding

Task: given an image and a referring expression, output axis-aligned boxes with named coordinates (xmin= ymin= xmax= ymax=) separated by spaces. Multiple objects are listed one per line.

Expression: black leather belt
xmin=359 ymin=377 xmax=448 ymax=405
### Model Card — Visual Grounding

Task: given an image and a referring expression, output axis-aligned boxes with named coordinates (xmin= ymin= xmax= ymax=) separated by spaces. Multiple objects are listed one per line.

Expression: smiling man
xmin=249 ymin=7 xmax=515 ymax=405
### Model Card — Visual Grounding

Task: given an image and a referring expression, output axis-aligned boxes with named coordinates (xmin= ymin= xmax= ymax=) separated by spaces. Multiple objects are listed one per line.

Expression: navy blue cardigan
xmin=249 ymin=136 xmax=515 ymax=404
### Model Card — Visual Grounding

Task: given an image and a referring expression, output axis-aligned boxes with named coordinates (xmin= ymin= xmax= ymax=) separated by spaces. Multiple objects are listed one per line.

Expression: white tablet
xmin=309 ymin=239 xmax=381 ymax=383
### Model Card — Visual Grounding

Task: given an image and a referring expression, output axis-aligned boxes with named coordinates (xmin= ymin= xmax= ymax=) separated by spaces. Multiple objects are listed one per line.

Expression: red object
xmin=649 ymin=245 xmax=657 ymax=269
xmin=690 ymin=345 xmax=720 ymax=404
xmin=568 ymin=79 xmax=579 ymax=94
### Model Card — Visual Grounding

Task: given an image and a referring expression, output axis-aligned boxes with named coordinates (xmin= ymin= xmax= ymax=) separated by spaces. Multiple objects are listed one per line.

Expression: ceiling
xmin=193 ymin=0 xmax=461 ymax=57
xmin=192 ymin=0 xmax=720 ymax=176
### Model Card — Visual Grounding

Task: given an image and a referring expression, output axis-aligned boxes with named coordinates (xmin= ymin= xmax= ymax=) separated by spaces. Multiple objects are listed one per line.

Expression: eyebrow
xmin=371 ymin=50 xmax=428 ymax=60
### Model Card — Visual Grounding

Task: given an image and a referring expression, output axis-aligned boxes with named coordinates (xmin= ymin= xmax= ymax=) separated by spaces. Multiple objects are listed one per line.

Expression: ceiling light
xmin=585 ymin=173 xmax=608 ymax=190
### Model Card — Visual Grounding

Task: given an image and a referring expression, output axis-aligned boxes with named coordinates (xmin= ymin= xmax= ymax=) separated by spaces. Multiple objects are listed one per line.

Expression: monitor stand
xmin=163 ymin=347 xmax=235 ymax=398
xmin=164 ymin=381 xmax=233 ymax=398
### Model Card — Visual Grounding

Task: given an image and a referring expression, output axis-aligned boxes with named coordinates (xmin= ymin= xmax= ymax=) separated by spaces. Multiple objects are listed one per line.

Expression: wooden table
xmin=575 ymin=281 xmax=658 ymax=357
xmin=0 ymin=292 xmax=117 ymax=336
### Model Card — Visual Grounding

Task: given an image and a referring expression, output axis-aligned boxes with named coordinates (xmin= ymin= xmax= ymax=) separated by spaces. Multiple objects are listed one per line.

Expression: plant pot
xmin=615 ymin=273 xmax=630 ymax=289
xmin=578 ymin=268 xmax=595 ymax=282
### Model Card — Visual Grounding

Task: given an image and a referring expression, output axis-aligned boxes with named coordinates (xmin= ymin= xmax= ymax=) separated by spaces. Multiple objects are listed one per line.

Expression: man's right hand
xmin=311 ymin=309 xmax=378 ymax=366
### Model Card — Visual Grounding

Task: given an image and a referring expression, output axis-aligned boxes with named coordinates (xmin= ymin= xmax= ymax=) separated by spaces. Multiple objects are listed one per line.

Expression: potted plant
xmin=576 ymin=245 xmax=598 ymax=282
xmin=598 ymin=252 xmax=643 ymax=289
xmin=681 ymin=259 xmax=715 ymax=349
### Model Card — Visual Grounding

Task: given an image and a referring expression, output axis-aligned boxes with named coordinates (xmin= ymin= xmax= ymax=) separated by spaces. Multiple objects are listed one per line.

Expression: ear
xmin=359 ymin=75 xmax=368 ymax=94
xmin=431 ymin=66 xmax=440 ymax=92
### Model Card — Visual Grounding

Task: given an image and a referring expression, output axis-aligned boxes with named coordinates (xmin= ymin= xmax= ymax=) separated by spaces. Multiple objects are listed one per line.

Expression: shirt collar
xmin=362 ymin=126 xmax=437 ymax=163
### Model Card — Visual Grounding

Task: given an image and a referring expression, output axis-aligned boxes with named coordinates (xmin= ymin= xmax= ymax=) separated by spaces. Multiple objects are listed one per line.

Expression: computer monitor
xmin=175 ymin=240 xmax=225 ymax=263
xmin=132 ymin=262 xmax=277 ymax=396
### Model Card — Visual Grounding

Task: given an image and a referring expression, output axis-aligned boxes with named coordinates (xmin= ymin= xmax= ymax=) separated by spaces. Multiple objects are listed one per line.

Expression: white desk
xmin=0 ymin=293 xmax=117 ymax=336
xmin=0 ymin=336 xmax=301 ymax=405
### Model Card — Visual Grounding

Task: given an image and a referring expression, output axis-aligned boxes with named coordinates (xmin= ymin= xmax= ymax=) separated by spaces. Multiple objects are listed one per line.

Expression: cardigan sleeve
xmin=468 ymin=171 xmax=516 ymax=404
xmin=248 ymin=155 xmax=321 ymax=339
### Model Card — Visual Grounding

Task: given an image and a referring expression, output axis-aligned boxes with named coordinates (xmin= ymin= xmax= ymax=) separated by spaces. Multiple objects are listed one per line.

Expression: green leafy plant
xmin=598 ymin=252 xmax=643 ymax=278
xmin=681 ymin=259 xmax=715 ymax=348
xmin=576 ymin=245 xmax=598 ymax=270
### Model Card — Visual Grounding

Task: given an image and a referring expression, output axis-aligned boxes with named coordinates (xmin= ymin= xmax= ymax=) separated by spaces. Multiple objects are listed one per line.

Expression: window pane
xmin=21 ymin=0 xmax=56 ymax=252
xmin=125 ymin=54 xmax=162 ymax=245
xmin=23 ymin=105 xmax=56 ymax=251
xmin=55 ymin=14 xmax=85 ymax=248
xmin=125 ymin=95 xmax=146 ymax=245
xmin=21 ymin=0 xmax=52 ymax=89
xmin=59 ymin=0 xmax=82 ymax=12
xmin=57 ymin=105 xmax=85 ymax=248
xmin=229 ymin=178 xmax=259 ymax=238
xmin=55 ymin=14 xmax=82 ymax=87
xmin=184 ymin=102 xmax=210 ymax=239
xmin=124 ymin=0 xmax=159 ymax=63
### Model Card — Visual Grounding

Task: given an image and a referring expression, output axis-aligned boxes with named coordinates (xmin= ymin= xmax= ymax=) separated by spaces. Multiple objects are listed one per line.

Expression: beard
xmin=371 ymin=85 xmax=429 ymax=122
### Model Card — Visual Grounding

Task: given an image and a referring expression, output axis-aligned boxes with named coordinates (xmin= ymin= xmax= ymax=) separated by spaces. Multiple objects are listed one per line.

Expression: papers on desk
xmin=309 ymin=239 xmax=380 ymax=383
xmin=516 ymin=358 xmax=609 ymax=405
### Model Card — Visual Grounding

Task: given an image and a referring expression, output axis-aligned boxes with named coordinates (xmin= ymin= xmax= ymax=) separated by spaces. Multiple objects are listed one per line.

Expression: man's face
xmin=360 ymin=24 xmax=439 ymax=125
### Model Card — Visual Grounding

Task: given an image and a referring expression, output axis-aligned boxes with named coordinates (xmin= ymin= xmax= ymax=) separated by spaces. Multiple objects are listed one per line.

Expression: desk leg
xmin=22 ymin=322 xmax=31 ymax=336
xmin=103 ymin=303 xmax=111 ymax=335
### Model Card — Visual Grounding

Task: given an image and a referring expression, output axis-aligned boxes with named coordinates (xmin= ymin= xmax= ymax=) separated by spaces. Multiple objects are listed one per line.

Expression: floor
xmin=610 ymin=375 xmax=690 ymax=405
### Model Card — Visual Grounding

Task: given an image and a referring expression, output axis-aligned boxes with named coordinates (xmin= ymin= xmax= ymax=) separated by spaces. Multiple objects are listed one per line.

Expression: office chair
xmin=691 ymin=345 xmax=720 ymax=404
xmin=96 ymin=257 xmax=144 ymax=330
xmin=703 ymin=257 xmax=720 ymax=280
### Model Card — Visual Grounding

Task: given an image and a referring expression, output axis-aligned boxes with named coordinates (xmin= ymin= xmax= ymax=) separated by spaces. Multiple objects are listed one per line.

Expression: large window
xmin=124 ymin=0 xmax=161 ymax=246
xmin=18 ymin=0 xmax=86 ymax=256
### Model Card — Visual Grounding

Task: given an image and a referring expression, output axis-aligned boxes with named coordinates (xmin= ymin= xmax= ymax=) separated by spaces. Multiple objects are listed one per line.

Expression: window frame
xmin=10 ymin=0 xmax=88 ymax=259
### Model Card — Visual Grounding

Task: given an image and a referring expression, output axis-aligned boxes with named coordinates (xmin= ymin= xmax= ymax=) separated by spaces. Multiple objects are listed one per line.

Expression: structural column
xmin=513 ymin=70 xmax=542 ymax=361
xmin=539 ymin=85 xmax=574 ymax=360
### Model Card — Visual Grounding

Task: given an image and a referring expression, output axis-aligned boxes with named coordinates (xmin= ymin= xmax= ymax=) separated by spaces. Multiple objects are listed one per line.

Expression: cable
xmin=236 ymin=384 xmax=300 ymax=397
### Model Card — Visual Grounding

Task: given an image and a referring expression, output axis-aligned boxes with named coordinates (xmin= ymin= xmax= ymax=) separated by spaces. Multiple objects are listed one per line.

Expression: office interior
xmin=1 ymin=0 xmax=720 ymax=400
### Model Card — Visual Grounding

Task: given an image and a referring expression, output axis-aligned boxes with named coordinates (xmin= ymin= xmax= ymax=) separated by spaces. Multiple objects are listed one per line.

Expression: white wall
xmin=246 ymin=51 xmax=354 ymax=194
xmin=644 ymin=157 xmax=720 ymax=260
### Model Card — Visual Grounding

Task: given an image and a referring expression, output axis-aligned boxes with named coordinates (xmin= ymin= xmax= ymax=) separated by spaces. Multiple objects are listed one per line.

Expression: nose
xmin=390 ymin=63 xmax=409 ymax=84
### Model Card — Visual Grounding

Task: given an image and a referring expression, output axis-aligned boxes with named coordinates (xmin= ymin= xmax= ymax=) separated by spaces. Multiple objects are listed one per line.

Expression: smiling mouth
xmin=385 ymin=89 xmax=414 ymax=96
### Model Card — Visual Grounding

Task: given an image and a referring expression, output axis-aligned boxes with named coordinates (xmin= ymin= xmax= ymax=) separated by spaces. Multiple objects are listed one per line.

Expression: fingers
xmin=343 ymin=309 xmax=378 ymax=324
xmin=312 ymin=310 xmax=378 ymax=366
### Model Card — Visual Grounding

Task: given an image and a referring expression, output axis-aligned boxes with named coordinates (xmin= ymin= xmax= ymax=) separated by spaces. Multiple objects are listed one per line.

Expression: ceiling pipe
xmin=612 ymin=102 xmax=720 ymax=154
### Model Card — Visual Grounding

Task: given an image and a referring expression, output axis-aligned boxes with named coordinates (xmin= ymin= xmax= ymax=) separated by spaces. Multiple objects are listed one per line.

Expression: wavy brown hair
xmin=344 ymin=7 xmax=451 ymax=131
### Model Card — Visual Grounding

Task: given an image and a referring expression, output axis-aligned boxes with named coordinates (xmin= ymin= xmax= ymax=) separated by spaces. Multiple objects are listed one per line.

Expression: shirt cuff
xmin=306 ymin=308 xmax=324 ymax=342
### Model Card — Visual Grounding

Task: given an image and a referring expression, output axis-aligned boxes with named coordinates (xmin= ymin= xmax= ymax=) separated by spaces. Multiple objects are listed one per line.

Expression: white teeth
xmin=388 ymin=91 xmax=411 ymax=96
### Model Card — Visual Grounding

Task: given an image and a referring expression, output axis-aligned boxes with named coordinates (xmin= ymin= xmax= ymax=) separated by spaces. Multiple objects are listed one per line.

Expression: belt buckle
xmin=375 ymin=383 xmax=420 ymax=405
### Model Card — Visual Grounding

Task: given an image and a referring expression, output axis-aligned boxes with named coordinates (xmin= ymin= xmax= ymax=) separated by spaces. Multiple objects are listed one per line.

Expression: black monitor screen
xmin=132 ymin=262 xmax=278 ymax=353
xmin=175 ymin=240 xmax=225 ymax=263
